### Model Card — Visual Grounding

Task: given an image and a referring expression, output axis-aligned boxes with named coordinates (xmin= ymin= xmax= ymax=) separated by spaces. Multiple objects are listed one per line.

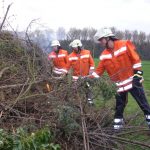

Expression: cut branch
xmin=0 ymin=67 xmax=10 ymax=79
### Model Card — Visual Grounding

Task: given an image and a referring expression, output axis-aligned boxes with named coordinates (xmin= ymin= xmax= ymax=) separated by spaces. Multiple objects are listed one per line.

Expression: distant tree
xmin=138 ymin=31 xmax=146 ymax=44
xmin=147 ymin=34 xmax=150 ymax=43
xmin=29 ymin=29 xmax=54 ymax=52
xmin=81 ymin=28 xmax=89 ymax=40
xmin=115 ymin=31 xmax=124 ymax=39
xmin=37 ymin=26 xmax=150 ymax=59
xmin=110 ymin=27 xmax=117 ymax=34
xmin=80 ymin=27 xmax=97 ymax=40
xmin=66 ymin=28 xmax=81 ymax=40
xmin=44 ymin=29 xmax=55 ymax=41
xmin=57 ymin=27 xmax=66 ymax=40
xmin=88 ymin=28 xmax=97 ymax=40
xmin=30 ymin=29 xmax=45 ymax=46
xmin=132 ymin=30 xmax=139 ymax=43
xmin=124 ymin=30 xmax=132 ymax=40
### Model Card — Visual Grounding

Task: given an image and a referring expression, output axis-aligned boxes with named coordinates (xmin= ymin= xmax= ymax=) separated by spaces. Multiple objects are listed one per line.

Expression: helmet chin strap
xmin=77 ymin=46 xmax=81 ymax=53
xmin=105 ymin=37 xmax=113 ymax=49
xmin=74 ymin=46 xmax=81 ymax=54
xmin=55 ymin=46 xmax=60 ymax=53
xmin=105 ymin=37 xmax=110 ymax=49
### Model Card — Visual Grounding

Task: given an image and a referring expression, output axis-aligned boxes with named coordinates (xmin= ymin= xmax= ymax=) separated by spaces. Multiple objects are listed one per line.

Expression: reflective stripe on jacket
xmin=93 ymin=40 xmax=142 ymax=92
xmin=68 ymin=49 xmax=95 ymax=77
xmin=48 ymin=49 xmax=69 ymax=73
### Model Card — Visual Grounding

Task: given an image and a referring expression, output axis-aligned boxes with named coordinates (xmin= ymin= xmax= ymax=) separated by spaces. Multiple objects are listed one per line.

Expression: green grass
xmin=125 ymin=61 xmax=150 ymax=115
xmin=94 ymin=58 xmax=99 ymax=67
xmin=142 ymin=61 xmax=150 ymax=90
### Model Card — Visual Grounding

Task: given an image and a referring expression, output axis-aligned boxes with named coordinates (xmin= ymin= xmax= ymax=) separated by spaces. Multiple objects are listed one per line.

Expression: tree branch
xmin=0 ymin=3 xmax=13 ymax=32
xmin=0 ymin=67 xmax=10 ymax=79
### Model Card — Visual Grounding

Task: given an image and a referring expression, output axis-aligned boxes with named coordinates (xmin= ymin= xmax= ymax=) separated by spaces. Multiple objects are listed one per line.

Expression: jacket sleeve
xmin=95 ymin=61 xmax=105 ymax=76
xmin=126 ymin=40 xmax=142 ymax=70
xmin=89 ymin=54 xmax=95 ymax=69
xmin=64 ymin=52 xmax=69 ymax=70
xmin=91 ymin=60 xmax=105 ymax=78
xmin=66 ymin=55 xmax=72 ymax=71
xmin=65 ymin=52 xmax=69 ymax=66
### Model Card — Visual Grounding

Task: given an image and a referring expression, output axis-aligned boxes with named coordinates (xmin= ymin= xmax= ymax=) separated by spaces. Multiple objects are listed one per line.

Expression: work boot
xmin=113 ymin=118 xmax=124 ymax=130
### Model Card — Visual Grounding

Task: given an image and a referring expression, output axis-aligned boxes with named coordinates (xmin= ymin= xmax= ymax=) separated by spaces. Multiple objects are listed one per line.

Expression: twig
xmin=89 ymin=132 xmax=150 ymax=148
xmin=0 ymin=79 xmax=43 ymax=89
xmin=79 ymin=94 xmax=90 ymax=150
xmin=0 ymin=3 xmax=13 ymax=32
xmin=7 ymin=78 xmax=30 ymax=110
xmin=0 ymin=67 xmax=10 ymax=79
xmin=116 ymin=128 xmax=149 ymax=136
xmin=0 ymin=111 xmax=3 ymax=118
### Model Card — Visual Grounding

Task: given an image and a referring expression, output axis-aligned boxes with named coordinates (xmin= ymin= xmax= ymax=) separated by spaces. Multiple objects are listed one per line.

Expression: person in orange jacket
xmin=68 ymin=39 xmax=95 ymax=105
xmin=92 ymin=27 xmax=150 ymax=130
xmin=48 ymin=40 xmax=69 ymax=76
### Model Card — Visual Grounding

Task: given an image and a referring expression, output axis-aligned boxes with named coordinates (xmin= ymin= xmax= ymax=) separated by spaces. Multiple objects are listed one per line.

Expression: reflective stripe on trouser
xmin=115 ymin=85 xmax=150 ymax=120
xmin=113 ymin=118 xmax=124 ymax=130
xmin=145 ymin=115 xmax=150 ymax=127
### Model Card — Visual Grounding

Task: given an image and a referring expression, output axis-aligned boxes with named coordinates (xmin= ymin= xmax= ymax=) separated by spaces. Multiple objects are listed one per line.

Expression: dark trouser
xmin=115 ymin=86 xmax=150 ymax=119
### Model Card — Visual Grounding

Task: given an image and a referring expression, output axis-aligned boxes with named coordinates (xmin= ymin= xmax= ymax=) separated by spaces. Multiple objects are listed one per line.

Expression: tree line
xmin=28 ymin=27 xmax=150 ymax=60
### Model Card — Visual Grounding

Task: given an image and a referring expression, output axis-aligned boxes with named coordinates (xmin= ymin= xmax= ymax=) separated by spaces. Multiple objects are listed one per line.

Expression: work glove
xmin=133 ymin=70 xmax=144 ymax=87
xmin=89 ymin=69 xmax=94 ymax=75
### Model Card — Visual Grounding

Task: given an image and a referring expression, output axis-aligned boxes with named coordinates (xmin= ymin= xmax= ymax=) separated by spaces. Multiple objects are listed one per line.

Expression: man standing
xmin=48 ymin=40 xmax=69 ymax=76
xmin=69 ymin=39 xmax=95 ymax=105
xmin=92 ymin=27 xmax=150 ymax=130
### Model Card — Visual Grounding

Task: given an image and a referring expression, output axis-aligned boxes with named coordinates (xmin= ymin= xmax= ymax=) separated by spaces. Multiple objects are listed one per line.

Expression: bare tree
xmin=29 ymin=29 xmax=54 ymax=51
xmin=88 ymin=27 xmax=97 ymax=40
xmin=146 ymin=33 xmax=150 ymax=43
xmin=124 ymin=30 xmax=132 ymax=40
xmin=115 ymin=31 xmax=124 ymax=39
xmin=132 ymin=30 xmax=139 ymax=43
xmin=138 ymin=31 xmax=146 ymax=44
xmin=56 ymin=27 xmax=66 ymax=40
xmin=66 ymin=28 xmax=81 ymax=40
xmin=111 ymin=27 xmax=117 ymax=34
xmin=81 ymin=28 xmax=89 ymax=40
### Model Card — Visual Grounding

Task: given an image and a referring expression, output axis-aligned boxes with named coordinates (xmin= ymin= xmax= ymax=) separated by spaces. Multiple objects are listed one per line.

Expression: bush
xmin=0 ymin=128 xmax=60 ymax=150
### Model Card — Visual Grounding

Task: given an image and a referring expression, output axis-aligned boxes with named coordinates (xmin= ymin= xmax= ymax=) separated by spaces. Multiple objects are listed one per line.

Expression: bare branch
xmin=0 ymin=3 xmax=13 ymax=32
xmin=0 ymin=67 xmax=10 ymax=79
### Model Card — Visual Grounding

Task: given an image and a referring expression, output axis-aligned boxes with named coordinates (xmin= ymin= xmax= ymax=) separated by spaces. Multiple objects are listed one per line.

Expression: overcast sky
xmin=1 ymin=0 xmax=150 ymax=33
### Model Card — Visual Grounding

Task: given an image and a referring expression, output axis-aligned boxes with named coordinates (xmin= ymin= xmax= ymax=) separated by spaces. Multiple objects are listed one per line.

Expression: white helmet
xmin=94 ymin=27 xmax=115 ymax=41
xmin=69 ymin=39 xmax=82 ymax=48
xmin=51 ymin=40 xmax=60 ymax=47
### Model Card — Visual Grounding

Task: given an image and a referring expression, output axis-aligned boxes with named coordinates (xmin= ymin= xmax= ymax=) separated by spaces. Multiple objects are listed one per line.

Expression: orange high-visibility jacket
xmin=68 ymin=49 xmax=95 ymax=78
xmin=48 ymin=49 xmax=69 ymax=74
xmin=93 ymin=40 xmax=142 ymax=92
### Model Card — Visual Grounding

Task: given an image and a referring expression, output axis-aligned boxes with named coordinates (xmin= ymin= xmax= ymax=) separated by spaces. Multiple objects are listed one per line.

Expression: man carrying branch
xmin=68 ymin=39 xmax=95 ymax=105
xmin=48 ymin=40 xmax=69 ymax=77
xmin=92 ymin=27 xmax=150 ymax=130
